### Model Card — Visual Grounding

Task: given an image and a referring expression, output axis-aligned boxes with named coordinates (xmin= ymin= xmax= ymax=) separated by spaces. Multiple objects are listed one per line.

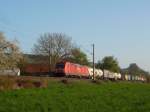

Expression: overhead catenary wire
xmin=0 ymin=16 xmax=18 ymax=34
xmin=0 ymin=19 xmax=34 ymax=54
xmin=0 ymin=18 xmax=30 ymax=40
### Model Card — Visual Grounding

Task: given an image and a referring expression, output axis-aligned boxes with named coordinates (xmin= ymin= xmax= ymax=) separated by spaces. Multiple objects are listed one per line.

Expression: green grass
xmin=0 ymin=80 xmax=150 ymax=112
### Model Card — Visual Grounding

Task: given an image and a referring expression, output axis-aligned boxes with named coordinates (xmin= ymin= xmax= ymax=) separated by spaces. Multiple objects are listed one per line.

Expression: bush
xmin=91 ymin=80 xmax=102 ymax=84
xmin=61 ymin=79 xmax=69 ymax=84
xmin=0 ymin=76 xmax=17 ymax=90
xmin=0 ymin=76 xmax=49 ymax=90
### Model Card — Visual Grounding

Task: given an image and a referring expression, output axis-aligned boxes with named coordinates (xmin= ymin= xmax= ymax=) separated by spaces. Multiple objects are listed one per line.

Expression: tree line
xmin=0 ymin=32 xmax=149 ymax=76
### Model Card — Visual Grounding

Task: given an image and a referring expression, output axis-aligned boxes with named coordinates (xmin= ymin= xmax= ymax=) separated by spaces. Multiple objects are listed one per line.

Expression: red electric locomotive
xmin=55 ymin=61 xmax=89 ymax=78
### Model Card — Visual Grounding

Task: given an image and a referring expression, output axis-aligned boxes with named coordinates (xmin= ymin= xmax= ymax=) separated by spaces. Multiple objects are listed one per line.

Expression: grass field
xmin=0 ymin=79 xmax=150 ymax=112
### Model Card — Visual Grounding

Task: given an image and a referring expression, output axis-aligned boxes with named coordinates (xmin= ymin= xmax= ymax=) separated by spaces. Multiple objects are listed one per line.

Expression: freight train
xmin=22 ymin=61 xmax=146 ymax=82
xmin=55 ymin=61 xmax=146 ymax=81
xmin=23 ymin=64 xmax=50 ymax=75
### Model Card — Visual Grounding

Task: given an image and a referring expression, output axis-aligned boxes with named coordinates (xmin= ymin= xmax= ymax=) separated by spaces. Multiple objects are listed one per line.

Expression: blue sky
xmin=0 ymin=0 xmax=150 ymax=71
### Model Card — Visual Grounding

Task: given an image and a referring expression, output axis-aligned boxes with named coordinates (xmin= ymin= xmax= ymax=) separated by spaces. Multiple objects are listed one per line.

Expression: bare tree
xmin=0 ymin=32 xmax=22 ymax=70
xmin=33 ymin=33 xmax=73 ymax=71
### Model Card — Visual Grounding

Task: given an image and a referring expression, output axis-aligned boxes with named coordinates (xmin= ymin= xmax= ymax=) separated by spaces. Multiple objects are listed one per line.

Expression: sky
xmin=0 ymin=0 xmax=150 ymax=71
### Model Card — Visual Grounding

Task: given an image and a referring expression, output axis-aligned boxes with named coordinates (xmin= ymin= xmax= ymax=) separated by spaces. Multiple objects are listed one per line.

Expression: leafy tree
xmin=64 ymin=48 xmax=89 ymax=66
xmin=96 ymin=60 xmax=103 ymax=69
xmin=33 ymin=33 xmax=73 ymax=71
xmin=0 ymin=32 xmax=22 ymax=70
xmin=96 ymin=56 xmax=120 ymax=73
